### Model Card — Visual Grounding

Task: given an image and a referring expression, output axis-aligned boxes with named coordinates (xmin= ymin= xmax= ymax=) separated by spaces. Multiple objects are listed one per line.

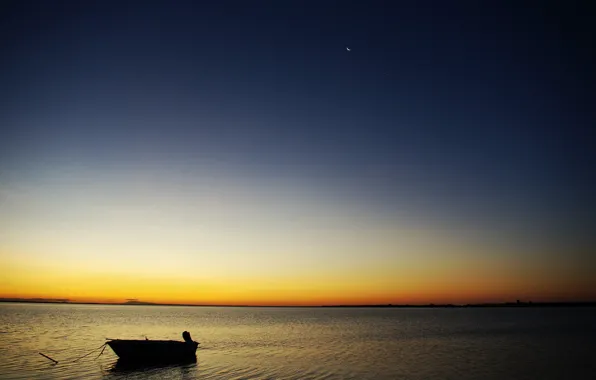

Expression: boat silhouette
xmin=106 ymin=331 xmax=199 ymax=363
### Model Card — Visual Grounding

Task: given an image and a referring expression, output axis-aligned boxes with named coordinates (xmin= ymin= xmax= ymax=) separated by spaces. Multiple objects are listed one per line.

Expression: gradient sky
xmin=1 ymin=0 xmax=595 ymax=305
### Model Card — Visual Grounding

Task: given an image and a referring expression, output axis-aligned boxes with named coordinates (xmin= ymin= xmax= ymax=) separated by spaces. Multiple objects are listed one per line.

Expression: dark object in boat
xmin=106 ymin=331 xmax=199 ymax=362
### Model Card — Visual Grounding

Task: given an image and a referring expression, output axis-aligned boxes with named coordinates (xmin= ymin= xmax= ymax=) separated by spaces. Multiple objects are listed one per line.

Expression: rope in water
xmin=39 ymin=342 xmax=109 ymax=365
xmin=72 ymin=342 xmax=108 ymax=362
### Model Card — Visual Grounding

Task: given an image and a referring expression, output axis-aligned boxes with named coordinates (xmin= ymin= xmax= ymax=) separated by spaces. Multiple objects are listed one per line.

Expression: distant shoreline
xmin=1 ymin=298 xmax=595 ymax=308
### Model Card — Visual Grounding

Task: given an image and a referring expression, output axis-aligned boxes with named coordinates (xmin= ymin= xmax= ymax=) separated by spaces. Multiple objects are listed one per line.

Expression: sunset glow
xmin=1 ymin=1 xmax=594 ymax=306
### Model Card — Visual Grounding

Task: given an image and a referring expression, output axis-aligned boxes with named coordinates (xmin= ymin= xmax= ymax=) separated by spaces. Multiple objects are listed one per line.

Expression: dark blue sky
xmin=1 ymin=1 xmax=595 ymax=257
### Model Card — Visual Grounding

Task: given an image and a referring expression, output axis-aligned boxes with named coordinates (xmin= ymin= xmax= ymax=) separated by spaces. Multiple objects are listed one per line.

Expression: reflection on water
xmin=105 ymin=357 xmax=198 ymax=379
xmin=109 ymin=356 xmax=197 ymax=373
xmin=0 ymin=303 xmax=595 ymax=380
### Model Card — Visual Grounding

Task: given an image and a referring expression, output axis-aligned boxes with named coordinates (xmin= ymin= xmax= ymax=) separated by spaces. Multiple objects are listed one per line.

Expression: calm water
xmin=0 ymin=303 xmax=594 ymax=379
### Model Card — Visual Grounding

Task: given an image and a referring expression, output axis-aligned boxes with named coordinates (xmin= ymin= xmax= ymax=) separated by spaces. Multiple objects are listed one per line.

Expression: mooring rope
xmin=71 ymin=342 xmax=108 ymax=362
xmin=95 ymin=344 xmax=107 ymax=359
xmin=39 ymin=342 xmax=109 ymax=365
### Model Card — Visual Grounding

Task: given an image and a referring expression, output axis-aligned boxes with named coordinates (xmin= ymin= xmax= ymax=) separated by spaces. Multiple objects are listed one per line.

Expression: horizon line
xmin=1 ymin=298 xmax=595 ymax=308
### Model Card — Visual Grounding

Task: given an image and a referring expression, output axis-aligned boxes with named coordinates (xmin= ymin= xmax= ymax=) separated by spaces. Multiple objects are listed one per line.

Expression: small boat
xmin=106 ymin=331 xmax=199 ymax=363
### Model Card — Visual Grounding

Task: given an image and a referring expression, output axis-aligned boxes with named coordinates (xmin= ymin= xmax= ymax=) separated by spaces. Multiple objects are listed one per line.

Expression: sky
xmin=1 ymin=0 xmax=595 ymax=305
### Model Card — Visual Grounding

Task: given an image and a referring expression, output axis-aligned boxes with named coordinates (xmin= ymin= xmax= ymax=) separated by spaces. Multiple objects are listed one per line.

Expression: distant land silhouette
xmin=123 ymin=298 xmax=156 ymax=305
xmin=0 ymin=298 xmax=595 ymax=308
xmin=322 ymin=301 xmax=596 ymax=308
xmin=0 ymin=297 xmax=71 ymax=303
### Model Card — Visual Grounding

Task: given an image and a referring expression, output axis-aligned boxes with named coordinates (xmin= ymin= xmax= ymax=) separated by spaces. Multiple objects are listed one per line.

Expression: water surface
xmin=0 ymin=303 xmax=594 ymax=379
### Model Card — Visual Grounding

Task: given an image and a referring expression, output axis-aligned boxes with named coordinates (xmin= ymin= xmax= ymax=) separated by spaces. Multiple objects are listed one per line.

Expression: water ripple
xmin=0 ymin=304 xmax=595 ymax=380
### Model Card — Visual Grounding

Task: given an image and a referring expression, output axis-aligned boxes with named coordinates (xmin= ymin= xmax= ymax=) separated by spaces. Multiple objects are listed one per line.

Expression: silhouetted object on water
xmin=39 ymin=352 xmax=58 ymax=364
xmin=106 ymin=331 xmax=199 ymax=363
xmin=110 ymin=355 xmax=197 ymax=373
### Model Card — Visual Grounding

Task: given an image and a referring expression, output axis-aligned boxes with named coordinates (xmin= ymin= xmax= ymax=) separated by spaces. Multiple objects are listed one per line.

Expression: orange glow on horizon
xmin=1 ymin=263 xmax=594 ymax=307
xmin=2 ymin=224 xmax=595 ymax=307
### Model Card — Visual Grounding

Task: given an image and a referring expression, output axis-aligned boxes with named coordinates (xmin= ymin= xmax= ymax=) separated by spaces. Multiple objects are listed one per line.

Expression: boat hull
xmin=107 ymin=339 xmax=198 ymax=363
